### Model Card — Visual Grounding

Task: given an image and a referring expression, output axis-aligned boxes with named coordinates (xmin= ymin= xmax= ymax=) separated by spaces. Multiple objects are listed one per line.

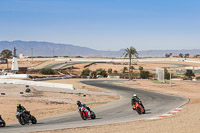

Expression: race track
xmin=0 ymin=80 xmax=188 ymax=133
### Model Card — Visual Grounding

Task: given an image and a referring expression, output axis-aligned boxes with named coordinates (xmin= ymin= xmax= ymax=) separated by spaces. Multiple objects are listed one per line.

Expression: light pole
xmin=170 ymin=56 xmax=172 ymax=87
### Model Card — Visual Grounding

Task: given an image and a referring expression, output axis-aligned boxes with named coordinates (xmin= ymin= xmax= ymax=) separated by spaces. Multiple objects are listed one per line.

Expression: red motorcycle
xmin=132 ymin=100 xmax=145 ymax=114
xmin=78 ymin=107 xmax=96 ymax=120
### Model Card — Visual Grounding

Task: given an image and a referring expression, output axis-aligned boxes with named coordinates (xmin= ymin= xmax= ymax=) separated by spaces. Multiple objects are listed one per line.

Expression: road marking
xmin=134 ymin=107 xmax=183 ymax=122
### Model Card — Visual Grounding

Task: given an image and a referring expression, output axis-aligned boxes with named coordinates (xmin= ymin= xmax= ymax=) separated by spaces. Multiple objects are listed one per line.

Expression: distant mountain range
xmin=0 ymin=40 xmax=200 ymax=57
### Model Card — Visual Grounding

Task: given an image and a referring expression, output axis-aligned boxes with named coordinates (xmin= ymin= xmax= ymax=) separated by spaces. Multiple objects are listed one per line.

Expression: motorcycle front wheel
xmin=18 ymin=116 xmax=26 ymax=125
xmin=81 ymin=112 xmax=87 ymax=120
xmin=90 ymin=111 xmax=96 ymax=119
xmin=0 ymin=121 xmax=6 ymax=127
xmin=31 ymin=116 xmax=37 ymax=124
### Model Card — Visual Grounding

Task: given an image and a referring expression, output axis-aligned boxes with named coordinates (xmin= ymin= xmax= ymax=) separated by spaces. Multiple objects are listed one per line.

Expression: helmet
xmin=133 ymin=94 xmax=137 ymax=97
xmin=77 ymin=101 xmax=81 ymax=106
xmin=17 ymin=104 xmax=21 ymax=108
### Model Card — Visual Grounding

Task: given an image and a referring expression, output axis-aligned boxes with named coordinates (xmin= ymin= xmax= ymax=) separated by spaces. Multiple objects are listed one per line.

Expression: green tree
xmin=41 ymin=68 xmax=55 ymax=75
xmin=123 ymin=67 xmax=128 ymax=73
xmin=139 ymin=66 xmax=143 ymax=71
xmin=96 ymin=68 xmax=108 ymax=77
xmin=81 ymin=69 xmax=91 ymax=76
xmin=91 ymin=71 xmax=97 ymax=78
xmin=179 ymin=53 xmax=183 ymax=58
xmin=123 ymin=47 xmax=138 ymax=80
xmin=108 ymin=68 xmax=112 ymax=74
xmin=164 ymin=68 xmax=170 ymax=80
xmin=184 ymin=70 xmax=195 ymax=78
xmin=0 ymin=49 xmax=12 ymax=59
xmin=114 ymin=70 xmax=118 ymax=74
xmin=140 ymin=70 xmax=150 ymax=79
xmin=130 ymin=66 xmax=135 ymax=70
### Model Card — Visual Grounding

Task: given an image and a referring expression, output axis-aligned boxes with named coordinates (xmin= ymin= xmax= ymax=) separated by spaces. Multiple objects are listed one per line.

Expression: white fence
xmin=0 ymin=74 xmax=29 ymax=79
xmin=0 ymin=79 xmax=74 ymax=90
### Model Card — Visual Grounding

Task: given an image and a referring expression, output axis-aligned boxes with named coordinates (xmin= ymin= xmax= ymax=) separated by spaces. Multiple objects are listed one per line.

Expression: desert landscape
xmin=0 ymin=58 xmax=200 ymax=133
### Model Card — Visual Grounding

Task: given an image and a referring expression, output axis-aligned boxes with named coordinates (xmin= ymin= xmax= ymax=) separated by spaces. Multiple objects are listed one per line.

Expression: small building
xmin=19 ymin=53 xmax=28 ymax=59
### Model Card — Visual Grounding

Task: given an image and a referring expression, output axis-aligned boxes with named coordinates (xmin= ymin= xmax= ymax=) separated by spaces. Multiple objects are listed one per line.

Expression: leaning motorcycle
xmin=0 ymin=115 xmax=6 ymax=127
xmin=16 ymin=111 xmax=37 ymax=125
xmin=78 ymin=107 xmax=96 ymax=120
xmin=132 ymin=100 xmax=145 ymax=114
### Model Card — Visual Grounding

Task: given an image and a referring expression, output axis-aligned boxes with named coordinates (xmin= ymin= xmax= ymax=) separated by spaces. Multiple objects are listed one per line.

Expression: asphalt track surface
xmin=0 ymin=80 xmax=188 ymax=133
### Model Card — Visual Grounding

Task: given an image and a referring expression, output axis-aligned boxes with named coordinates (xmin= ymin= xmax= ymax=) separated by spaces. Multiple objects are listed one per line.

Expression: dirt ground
xmin=45 ymin=79 xmax=108 ymax=92
xmin=35 ymin=80 xmax=200 ymax=133
xmin=1 ymin=58 xmax=200 ymax=132
xmin=0 ymin=81 xmax=119 ymax=125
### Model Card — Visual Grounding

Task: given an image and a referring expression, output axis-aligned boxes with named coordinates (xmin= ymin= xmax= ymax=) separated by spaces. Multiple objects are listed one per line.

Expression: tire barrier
xmin=1 ymin=93 xmax=5 ymax=96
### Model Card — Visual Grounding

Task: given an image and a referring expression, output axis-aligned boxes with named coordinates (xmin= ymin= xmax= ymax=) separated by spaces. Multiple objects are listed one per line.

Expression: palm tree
xmin=123 ymin=47 xmax=138 ymax=80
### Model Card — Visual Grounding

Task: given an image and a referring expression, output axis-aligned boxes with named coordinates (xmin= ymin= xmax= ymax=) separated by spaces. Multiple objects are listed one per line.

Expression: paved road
xmin=0 ymin=80 xmax=188 ymax=133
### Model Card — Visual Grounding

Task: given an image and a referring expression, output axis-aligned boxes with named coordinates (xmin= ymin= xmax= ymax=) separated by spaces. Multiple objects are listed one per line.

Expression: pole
xmin=7 ymin=59 xmax=8 ymax=73
xmin=169 ymin=56 xmax=172 ymax=87
xmin=170 ymin=67 xmax=172 ymax=87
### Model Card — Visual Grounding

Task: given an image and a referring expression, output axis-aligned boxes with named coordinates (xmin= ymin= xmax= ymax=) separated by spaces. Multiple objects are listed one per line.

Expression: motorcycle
xmin=0 ymin=115 xmax=6 ymax=127
xmin=78 ymin=107 xmax=96 ymax=120
xmin=16 ymin=111 xmax=37 ymax=125
xmin=132 ymin=100 xmax=145 ymax=114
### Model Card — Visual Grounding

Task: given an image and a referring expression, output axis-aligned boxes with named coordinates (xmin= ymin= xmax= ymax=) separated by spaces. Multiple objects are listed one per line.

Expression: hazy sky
xmin=0 ymin=0 xmax=200 ymax=51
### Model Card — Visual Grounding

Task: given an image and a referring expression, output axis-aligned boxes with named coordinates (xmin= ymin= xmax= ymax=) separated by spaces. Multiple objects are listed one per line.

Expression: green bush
xmin=108 ymin=68 xmax=112 ymax=74
xmin=114 ymin=70 xmax=118 ymax=74
xmin=81 ymin=69 xmax=91 ymax=76
xmin=96 ymin=68 xmax=108 ymax=77
xmin=91 ymin=71 xmax=97 ymax=78
xmin=139 ymin=66 xmax=143 ymax=71
xmin=184 ymin=70 xmax=195 ymax=78
xmin=130 ymin=66 xmax=135 ymax=70
xmin=140 ymin=70 xmax=150 ymax=79
xmin=164 ymin=68 xmax=170 ymax=80
xmin=130 ymin=72 xmax=140 ymax=79
xmin=41 ymin=69 xmax=55 ymax=75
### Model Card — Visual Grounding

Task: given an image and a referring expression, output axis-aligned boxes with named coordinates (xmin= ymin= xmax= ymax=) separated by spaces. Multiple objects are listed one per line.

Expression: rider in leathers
xmin=16 ymin=104 xmax=30 ymax=118
xmin=77 ymin=101 xmax=91 ymax=112
xmin=131 ymin=94 xmax=145 ymax=109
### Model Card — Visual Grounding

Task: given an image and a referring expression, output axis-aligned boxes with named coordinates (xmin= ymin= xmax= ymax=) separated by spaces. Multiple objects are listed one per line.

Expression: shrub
xmin=130 ymin=66 xmax=135 ymax=70
xmin=96 ymin=68 xmax=108 ymax=77
xmin=41 ymin=69 xmax=55 ymax=75
xmin=91 ymin=71 xmax=97 ymax=78
xmin=184 ymin=70 xmax=195 ymax=78
xmin=140 ymin=70 xmax=150 ymax=79
xmin=130 ymin=72 xmax=140 ymax=79
xmin=139 ymin=66 xmax=143 ymax=71
xmin=114 ymin=70 xmax=118 ymax=74
xmin=123 ymin=67 xmax=128 ymax=73
xmin=108 ymin=68 xmax=112 ymax=74
xmin=164 ymin=68 xmax=170 ymax=80
xmin=81 ymin=69 xmax=91 ymax=76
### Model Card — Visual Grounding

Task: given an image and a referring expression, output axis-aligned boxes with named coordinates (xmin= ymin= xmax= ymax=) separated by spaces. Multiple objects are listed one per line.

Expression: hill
xmin=0 ymin=41 xmax=199 ymax=57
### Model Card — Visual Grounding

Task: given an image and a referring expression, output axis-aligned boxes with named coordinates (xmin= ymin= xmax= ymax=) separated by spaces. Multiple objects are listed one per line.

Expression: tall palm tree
xmin=123 ymin=47 xmax=138 ymax=80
